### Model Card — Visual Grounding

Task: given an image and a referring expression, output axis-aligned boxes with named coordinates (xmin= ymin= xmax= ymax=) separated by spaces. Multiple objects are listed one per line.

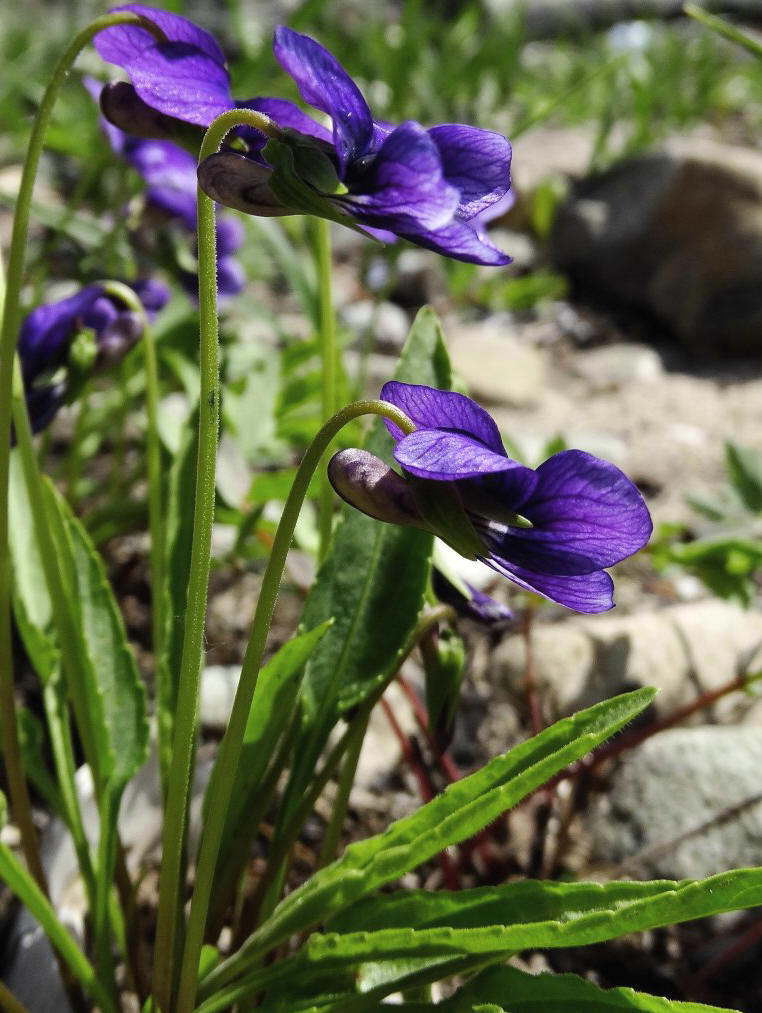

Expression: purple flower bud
xmin=327 ymin=448 xmax=428 ymax=531
xmin=86 ymin=74 xmax=245 ymax=299
xmin=431 ymin=568 xmax=513 ymax=626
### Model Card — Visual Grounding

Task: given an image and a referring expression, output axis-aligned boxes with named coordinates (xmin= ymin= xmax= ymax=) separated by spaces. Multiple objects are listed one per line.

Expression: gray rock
xmin=200 ymin=664 xmax=242 ymax=730
xmin=589 ymin=726 xmax=762 ymax=879
xmin=550 ymin=138 xmax=762 ymax=354
xmin=494 ymin=600 xmax=762 ymax=721
xmin=446 ymin=317 xmax=548 ymax=407
xmin=340 ymin=300 xmax=410 ymax=352
xmin=571 ymin=342 xmax=664 ymax=391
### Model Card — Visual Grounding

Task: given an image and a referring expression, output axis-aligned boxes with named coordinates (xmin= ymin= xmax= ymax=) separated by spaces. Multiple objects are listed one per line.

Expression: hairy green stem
xmin=314 ymin=217 xmax=338 ymax=561
xmin=174 ymin=398 xmax=415 ymax=1013
xmin=151 ymin=106 xmax=283 ymax=1013
xmin=0 ymin=0 xmax=165 ymax=923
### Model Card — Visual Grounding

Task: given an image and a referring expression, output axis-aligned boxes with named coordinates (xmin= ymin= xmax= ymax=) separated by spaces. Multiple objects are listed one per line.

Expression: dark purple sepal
xmin=197 ymin=150 xmax=293 ymax=217
xmin=98 ymin=82 xmax=205 ymax=149
xmin=94 ymin=312 xmax=144 ymax=369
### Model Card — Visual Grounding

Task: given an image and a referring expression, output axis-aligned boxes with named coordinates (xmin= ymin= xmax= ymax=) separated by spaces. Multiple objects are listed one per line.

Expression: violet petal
xmin=273 ymin=26 xmax=373 ymax=174
xmin=484 ymin=554 xmax=615 ymax=613
xmin=95 ymin=4 xmax=232 ymax=127
xmin=393 ymin=430 xmax=526 ymax=481
xmin=380 ymin=381 xmax=506 ymax=453
xmin=341 ymin=121 xmax=460 ymax=233
xmin=238 ymin=96 xmax=331 ymax=145
xmin=402 ymin=215 xmax=512 ymax=266
xmin=19 ymin=286 xmax=103 ymax=377
xmin=96 ymin=4 xmax=227 ymax=66
xmin=428 ymin=124 xmax=512 ymax=219
xmin=517 ymin=450 xmax=653 ymax=568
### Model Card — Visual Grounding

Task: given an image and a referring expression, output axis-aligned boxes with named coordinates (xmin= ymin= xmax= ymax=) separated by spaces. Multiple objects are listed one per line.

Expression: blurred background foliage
xmin=1 ymin=0 xmax=761 ymax=595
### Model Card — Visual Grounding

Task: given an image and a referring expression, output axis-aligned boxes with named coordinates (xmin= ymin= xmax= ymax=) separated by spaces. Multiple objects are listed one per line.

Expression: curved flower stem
xmin=314 ymin=217 xmax=337 ymax=561
xmin=0 ymin=0 xmax=165 ymax=911
xmin=174 ymin=398 xmax=415 ymax=1013
xmin=152 ymin=106 xmax=285 ymax=1013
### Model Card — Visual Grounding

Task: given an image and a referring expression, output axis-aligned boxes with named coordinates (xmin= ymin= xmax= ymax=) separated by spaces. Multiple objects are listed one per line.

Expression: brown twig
xmin=685 ymin=913 xmax=762 ymax=994
xmin=379 ymin=697 xmax=458 ymax=890
xmin=521 ymin=607 xmax=543 ymax=736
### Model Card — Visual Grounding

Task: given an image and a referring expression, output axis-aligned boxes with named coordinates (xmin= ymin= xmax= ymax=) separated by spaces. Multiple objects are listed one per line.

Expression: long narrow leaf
xmin=307 ymin=866 xmax=762 ymax=965
xmin=442 ymin=964 xmax=739 ymax=1012
xmin=201 ymin=688 xmax=654 ymax=993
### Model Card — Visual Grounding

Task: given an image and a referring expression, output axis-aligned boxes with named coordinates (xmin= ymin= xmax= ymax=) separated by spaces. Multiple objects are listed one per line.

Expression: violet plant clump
xmin=0 ymin=6 xmax=760 ymax=1013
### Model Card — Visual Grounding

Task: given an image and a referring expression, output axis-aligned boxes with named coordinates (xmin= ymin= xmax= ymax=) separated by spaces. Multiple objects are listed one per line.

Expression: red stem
xmin=380 ymin=696 xmax=459 ymax=890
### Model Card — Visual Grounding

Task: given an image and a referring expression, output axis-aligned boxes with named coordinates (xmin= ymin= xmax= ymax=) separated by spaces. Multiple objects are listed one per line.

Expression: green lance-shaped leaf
xmin=8 ymin=454 xmax=59 ymax=683
xmin=43 ymin=479 xmax=149 ymax=791
xmin=309 ymin=866 xmax=762 ymax=965
xmin=725 ymin=441 xmax=762 ymax=514
xmin=286 ymin=308 xmax=451 ymax=796
xmin=201 ymin=687 xmax=654 ymax=995
xmin=11 ymin=456 xmax=148 ymax=794
xmin=441 ymin=964 xmax=740 ymax=1013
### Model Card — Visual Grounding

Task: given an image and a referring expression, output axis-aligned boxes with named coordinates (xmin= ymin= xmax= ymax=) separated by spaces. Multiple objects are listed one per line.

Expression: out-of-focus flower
xmin=93 ymin=7 xmax=512 ymax=265
xmin=85 ymin=77 xmax=244 ymax=299
xmin=328 ymin=383 xmax=652 ymax=613
xmin=18 ymin=283 xmax=166 ymax=434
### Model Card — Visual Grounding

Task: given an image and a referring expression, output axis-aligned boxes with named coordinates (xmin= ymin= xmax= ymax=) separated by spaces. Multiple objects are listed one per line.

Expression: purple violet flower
xmin=93 ymin=7 xmax=512 ymax=265
xmin=18 ymin=283 xmax=166 ymax=434
xmin=328 ymin=383 xmax=652 ymax=614
xmin=85 ymin=76 xmax=244 ymax=299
